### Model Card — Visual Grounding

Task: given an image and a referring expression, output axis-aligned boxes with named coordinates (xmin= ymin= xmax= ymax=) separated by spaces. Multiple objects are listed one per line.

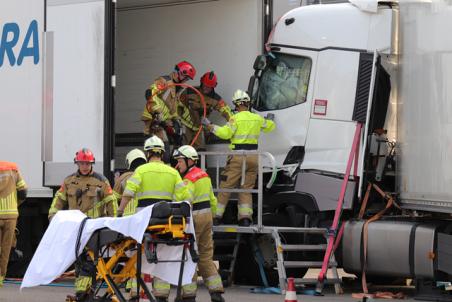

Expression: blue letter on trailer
xmin=0 ymin=22 xmax=20 ymax=67
xmin=17 ymin=20 xmax=39 ymax=66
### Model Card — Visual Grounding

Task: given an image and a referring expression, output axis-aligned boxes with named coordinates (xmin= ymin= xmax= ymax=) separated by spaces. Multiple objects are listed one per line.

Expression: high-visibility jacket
xmin=0 ymin=162 xmax=27 ymax=219
xmin=49 ymin=171 xmax=117 ymax=219
xmin=123 ymin=161 xmax=192 ymax=205
xmin=183 ymin=166 xmax=217 ymax=215
xmin=113 ymin=171 xmax=137 ymax=216
xmin=212 ymin=110 xmax=275 ymax=149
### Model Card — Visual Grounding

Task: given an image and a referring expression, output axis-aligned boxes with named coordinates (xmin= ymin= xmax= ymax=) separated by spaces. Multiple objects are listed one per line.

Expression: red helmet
xmin=200 ymin=71 xmax=217 ymax=88
xmin=74 ymin=148 xmax=95 ymax=163
xmin=175 ymin=61 xmax=196 ymax=80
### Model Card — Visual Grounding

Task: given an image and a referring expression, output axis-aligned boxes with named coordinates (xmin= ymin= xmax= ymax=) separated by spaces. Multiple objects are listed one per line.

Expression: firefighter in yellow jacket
xmin=0 ymin=161 xmax=27 ymax=287
xmin=203 ymin=90 xmax=275 ymax=226
xmin=173 ymin=145 xmax=225 ymax=302
xmin=183 ymin=71 xmax=233 ymax=148
xmin=117 ymin=136 xmax=192 ymax=302
xmin=48 ymin=148 xmax=117 ymax=301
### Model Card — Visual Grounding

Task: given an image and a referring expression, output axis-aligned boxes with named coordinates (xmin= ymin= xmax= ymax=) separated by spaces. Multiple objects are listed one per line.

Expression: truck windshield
xmin=254 ymin=53 xmax=311 ymax=111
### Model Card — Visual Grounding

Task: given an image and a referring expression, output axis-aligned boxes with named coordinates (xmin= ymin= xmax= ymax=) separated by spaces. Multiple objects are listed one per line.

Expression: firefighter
xmin=173 ymin=145 xmax=225 ymax=302
xmin=0 ymin=161 xmax=27 ymax=287
xmin=202 ymin=90 xmax=275 ymax=226
xmin=141 ymin=61 xmax=196 ymax=149
xmin=183 ymin=71 xmax=233 ymax=148
xmin=48 ymin=148 xmax=117 ymax=301
xmin=117 ymin=136 xmax=192 ymax=302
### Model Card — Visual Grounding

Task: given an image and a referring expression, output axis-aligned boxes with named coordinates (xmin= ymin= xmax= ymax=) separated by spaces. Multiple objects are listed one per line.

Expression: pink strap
xmin=316 ymin=123 xmax=362 ymax=291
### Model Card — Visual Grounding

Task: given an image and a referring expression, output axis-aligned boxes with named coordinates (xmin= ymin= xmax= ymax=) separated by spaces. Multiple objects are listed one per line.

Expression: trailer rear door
xmin=0 ymin=0 xmax=51 ymax=197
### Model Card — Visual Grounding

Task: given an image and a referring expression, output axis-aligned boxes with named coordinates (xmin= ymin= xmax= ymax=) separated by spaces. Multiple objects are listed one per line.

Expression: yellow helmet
xmin=144 ymin=136 xmax=165 ymax=153
xmin=125 ymin=149 xmax=146 ymax=169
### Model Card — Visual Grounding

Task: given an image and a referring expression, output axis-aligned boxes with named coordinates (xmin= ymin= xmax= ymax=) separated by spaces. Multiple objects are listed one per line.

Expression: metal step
xmin=293 ymin=278 xmax=342 ymax=285
xmin=283 ymin=261 xmax=337 ymax=268
xmin=281 ymin=244 xmax=327 ymax=251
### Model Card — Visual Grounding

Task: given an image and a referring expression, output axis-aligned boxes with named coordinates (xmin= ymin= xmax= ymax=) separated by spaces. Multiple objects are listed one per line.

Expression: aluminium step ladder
xmin=271 ymin=227 xmax=343 ymax=294
xmin=200 ymin=150 xmax=343 ymax=294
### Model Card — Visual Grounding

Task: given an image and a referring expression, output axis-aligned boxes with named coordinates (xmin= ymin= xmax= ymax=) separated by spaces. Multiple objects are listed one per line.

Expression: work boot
xmin=213 ymin=217 xmax=222 ymax=226
xmin=210 ymin=292 xmax=225 ymax=302
xmin=238 ymin=218 xmax=251 ymax=227
xmin=65 ymin=293 xmax=87 ymax=302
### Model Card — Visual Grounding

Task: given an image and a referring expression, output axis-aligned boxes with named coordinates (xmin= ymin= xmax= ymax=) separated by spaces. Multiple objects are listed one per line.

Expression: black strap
xmin=138 ymin=198 xmax=167 ymax=208
xmin=75 ymin=217 xmax=90 ymax=260
xmin=193 ymin=201 xmax=210 ymax=211
xmin=233 ymin=144 xmax=258 ymax=150
xmin=409 ymin=223 xmax=420 ymax=278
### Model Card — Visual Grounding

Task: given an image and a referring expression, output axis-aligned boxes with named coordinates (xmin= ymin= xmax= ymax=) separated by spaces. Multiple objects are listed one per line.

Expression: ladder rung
xmin=281 ymin=244 xmax=327 ymax=251
xmin=283 ymin=261 xmax=337 ymax=268
xmin=275 ymin=227 xmax=327 ymax=234
xmin=293 ymin=278 xmax=341 ymax=285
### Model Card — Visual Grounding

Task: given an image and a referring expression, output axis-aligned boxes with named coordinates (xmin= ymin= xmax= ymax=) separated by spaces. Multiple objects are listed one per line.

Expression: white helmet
xmin=125 ymin=149 xmax=146 ymax=169
xmin=144 ymin=135 xmax=165 ymax=153
xmin=173 ymin=145 xmax=199 ymax=161
xmin=232 ymin=89 xmax=251 ymax=106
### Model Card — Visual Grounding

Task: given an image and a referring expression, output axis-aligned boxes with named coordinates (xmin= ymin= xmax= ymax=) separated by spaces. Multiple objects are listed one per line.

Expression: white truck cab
xmin=249 ymin=2 xmax=397 ymax=213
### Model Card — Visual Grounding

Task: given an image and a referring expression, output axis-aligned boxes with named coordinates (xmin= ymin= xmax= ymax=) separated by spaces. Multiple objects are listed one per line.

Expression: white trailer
xmin=0 ymin=0 xmax=112 ymax=276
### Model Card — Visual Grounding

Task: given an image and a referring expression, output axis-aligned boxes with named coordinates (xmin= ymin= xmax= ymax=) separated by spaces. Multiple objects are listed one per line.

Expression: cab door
xmin=250 ymin=48 xmax=317 ymax=168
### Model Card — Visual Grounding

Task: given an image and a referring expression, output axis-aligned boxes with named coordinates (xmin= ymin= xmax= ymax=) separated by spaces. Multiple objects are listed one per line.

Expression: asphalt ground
xmin=0 ymin=281 xmax=420 ymax=302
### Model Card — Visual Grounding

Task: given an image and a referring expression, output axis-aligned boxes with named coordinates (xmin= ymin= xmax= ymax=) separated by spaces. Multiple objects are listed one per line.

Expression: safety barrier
xmin=198 ymin=150 xmax=277 ymax=229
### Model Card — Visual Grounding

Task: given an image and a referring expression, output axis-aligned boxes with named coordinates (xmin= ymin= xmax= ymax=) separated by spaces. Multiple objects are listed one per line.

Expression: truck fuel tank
xmin=342 ymin=220 xmax=437 ymax=279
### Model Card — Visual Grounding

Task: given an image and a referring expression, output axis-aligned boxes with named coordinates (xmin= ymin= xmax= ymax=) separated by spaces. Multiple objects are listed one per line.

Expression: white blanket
xmin=21 ymin=204 xmax=196 ymax=289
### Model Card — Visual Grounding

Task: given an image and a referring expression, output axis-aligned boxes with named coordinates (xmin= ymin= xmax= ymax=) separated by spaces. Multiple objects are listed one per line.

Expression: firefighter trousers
xmin=0 ymin=218 xmax=16 ymax=279
xmin=216 ymin=154 xmax=258 ymax=220
xmin=152 ymin=211 xmax=223 ymax=298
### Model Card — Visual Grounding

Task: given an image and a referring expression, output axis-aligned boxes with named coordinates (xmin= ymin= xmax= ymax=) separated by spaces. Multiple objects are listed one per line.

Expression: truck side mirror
xmin=253 ymin=55 xmax=267 ymax=71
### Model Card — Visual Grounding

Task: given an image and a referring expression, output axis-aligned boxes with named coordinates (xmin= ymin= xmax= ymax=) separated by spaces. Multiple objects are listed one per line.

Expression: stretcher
xmin=70 ymin=202 xmax=198 ymax=302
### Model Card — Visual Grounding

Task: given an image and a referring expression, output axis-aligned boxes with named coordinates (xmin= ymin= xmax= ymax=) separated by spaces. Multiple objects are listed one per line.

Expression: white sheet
xmin=21 ymin=203 xmax=196 ymax=289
